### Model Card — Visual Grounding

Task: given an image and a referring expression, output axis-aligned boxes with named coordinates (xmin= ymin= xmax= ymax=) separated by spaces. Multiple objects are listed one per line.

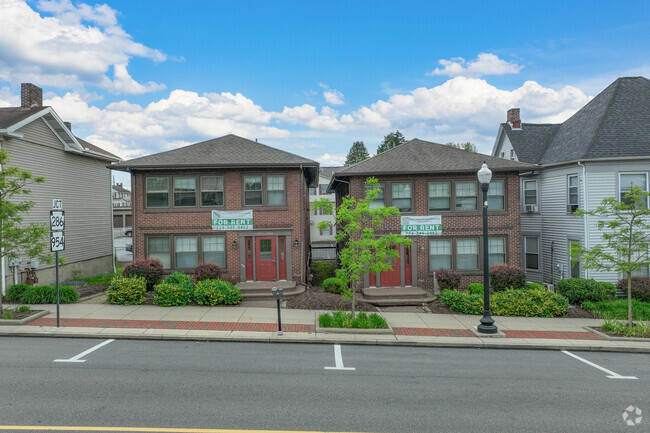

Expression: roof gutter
xmin=578 ymin=161 xmax=589 ymax=280
xmin=0 ymin=130 xmax=23 ymax=139
xmin=0 ymin=137 xmax=5 ymax=296
xmin=541 ymin=155 xmax=650 ymax=169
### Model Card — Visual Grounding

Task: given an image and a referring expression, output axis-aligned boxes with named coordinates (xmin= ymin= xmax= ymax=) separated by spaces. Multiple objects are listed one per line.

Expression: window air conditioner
xmin=525 ymin=204 xmax=537 ymax=212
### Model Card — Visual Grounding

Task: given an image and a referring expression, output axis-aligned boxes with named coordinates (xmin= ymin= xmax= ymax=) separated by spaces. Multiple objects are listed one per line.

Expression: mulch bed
xmin=567 ymin=306 xmax=598 ymax=318
xmin=0 ymin=309 xmax=44 ymax=321
xmin=285 ymin=287 xmax=379 ymax=312
xmin=77 ymin=284 xmax=109 ymax=299
xmin=426 ymin=298 xmax=455 ymax=314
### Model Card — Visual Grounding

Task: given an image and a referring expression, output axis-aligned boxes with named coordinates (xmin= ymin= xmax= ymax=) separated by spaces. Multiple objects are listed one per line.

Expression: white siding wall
xmin=310 ymin=174 xmax=336 ymax=243
xmin=520 ymin=175 xmax=543 ymax=282
xmin=2 ymin=118 xmax=113 ymax=284
xmin=496 ymin=134 xmax=518 ymax=161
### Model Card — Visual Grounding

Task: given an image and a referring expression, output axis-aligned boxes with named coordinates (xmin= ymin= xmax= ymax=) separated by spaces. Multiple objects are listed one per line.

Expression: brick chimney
xmin=63 ymin=121 xmax=72 ymax=131
xmin=507 ymin=108 xmax=521 ymax=129
xmin=21 ymin=83 xmax=43 ymax=108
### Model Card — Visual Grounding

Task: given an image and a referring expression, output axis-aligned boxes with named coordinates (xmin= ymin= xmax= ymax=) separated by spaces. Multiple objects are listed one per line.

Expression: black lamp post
xmin=477 ymin=162 xmax=498 ymax=334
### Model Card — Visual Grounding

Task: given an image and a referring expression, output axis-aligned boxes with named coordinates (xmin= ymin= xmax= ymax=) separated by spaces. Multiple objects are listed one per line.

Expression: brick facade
xmin=344 ymin=171 xmax=522 ymax=290
xmin=131 ymin=167 xmax=311 ymax=283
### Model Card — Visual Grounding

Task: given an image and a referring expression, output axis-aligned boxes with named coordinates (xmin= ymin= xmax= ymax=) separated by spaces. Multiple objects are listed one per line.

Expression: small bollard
xmin=271 ymin=286 xmax=284 ymax=336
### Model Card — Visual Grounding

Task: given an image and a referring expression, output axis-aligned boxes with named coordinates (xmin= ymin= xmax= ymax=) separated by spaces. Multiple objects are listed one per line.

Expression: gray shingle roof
xmin=334 ymin=138 xmax=537 ymax=177
xmin=320 ymin=166 xmax=344 ymax=179
xmin=0 ymin=106 xmax=46 ymax=129
xmin=76 ymin=136 xmax=120 ymax=160
xmin=504 ymin=77 xmax=650 ymax=165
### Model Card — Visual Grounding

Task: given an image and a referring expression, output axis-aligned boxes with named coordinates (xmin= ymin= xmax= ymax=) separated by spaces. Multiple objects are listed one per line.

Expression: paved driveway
xmin=113 ymin=235 xmax=133 ymax=263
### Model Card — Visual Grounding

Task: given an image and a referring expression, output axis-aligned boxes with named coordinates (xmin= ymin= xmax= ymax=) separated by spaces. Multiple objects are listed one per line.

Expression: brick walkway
xmin=26 ymin=318 xmax=604 ymax=340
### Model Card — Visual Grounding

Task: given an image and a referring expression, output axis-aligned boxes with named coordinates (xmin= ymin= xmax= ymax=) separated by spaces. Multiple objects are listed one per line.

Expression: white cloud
xmin=429 ymin=53 xmax=523 ymax=77
xmin=317 ymin=153 xmax=346 ymax=166
xmin=323 ymin=89 xmax=345 ymax=105
xmin=0 ymin=0 xmax=165 ymax=94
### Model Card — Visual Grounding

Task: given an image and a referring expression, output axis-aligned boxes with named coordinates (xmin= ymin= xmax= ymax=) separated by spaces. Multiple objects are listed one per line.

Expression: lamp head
xmin=477 ymin=162 xmax=492 ymax=185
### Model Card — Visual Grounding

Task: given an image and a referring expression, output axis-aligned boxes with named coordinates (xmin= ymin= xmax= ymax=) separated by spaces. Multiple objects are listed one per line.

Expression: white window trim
xmin=567 ymin=174 xmax=579 ymax=213
xmin=618 ymin=172 xmax=649 ymax=206
xmin=523 ymin=179 xmax=539 ymax=212
xmin=524 ymin=236 xmax=540 ymax=271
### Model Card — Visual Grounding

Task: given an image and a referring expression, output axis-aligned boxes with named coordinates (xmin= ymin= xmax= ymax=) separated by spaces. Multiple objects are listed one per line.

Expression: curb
xmin=0 ymin=309 xmax=50 ymax=326
xmin=585 ymin=326 xmax=650 ymax=342
xmin=314 ymin=312 xmax=393 ymax=334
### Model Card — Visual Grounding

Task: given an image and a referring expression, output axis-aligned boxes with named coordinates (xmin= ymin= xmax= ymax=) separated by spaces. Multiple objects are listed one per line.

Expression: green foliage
xmin=5 ymin=284 xmax=31 ymax=302
xmin=1 ymin=310 xmax=14 ymax=319
xmin=445 ymin=142 xmax=477 ymax=152
xmin=16 ymin=305 xmax=30 ymax=313
xmin=193 ymin=279 xmax=243 ymax=306
xmin=345 ymin=141 xmax=370 ymax=166
xmin=311 ymin=261 xmax=336 ymax=286
xmin=106 ymin=275 xmax=147 ymax=305
xmin=570 ymin=186 xmax=650 ymax=325
xmin=601 ymin=319 xmax=650 ymax=338
xmin=153 ymin=281 xmax=193 ymax=307
xmin=164 ymin=272 xmax=194 ymax=291
xmin=80 ymin=272 xmax=118 ymax=285
xmin=318 ymin=311 xmax=388 ymax=329
xmin=377 ymin=130 xmax=406 ymax=154
xmin=467 ymin=283 xmax=483 ymax=295
xmin=322 ymin=277 xmax=344 ymax=294
xmin=526 ymin=282 xmax=545 ymax=290
xmin=193 ymin=263 xmax=222 ymax=282
xmin=582 ymin=299 xmax=650 ymax=321
xmin=556 ymin=278 xmax=616 ymax=305
xmin=20 ymin=285 xmax=79 ymax=304
xmin=313 ymin=177 xmax=411 ymax=317
xmin=0 ymin=149 xmax=51 ymax=313
xmin=617 ymin=277 xmax=650 ymax=302
xmin=489 ymin=264 xmax=526 ymax=291
xmin=123 ymin=259 xmax=163 ymax=290
xmin=440 ymin=289 xmax=484 ymax=314
xmin=441 ymin=288 xmax=569 ymax=317
xmin=434 ymin=269 xmax=461 ymax=290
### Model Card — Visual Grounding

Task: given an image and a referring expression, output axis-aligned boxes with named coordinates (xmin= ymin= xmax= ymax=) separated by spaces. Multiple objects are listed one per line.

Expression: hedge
xmin=434 ymin=269 xmax=461 ymax=290
xmin=312 ymin=262 xmax=336 ymax=287
xmin=106 ymin=276 xmax=147 ymax=305
xmin=489 ymin=264 xmax=526 ymax=291
xmin=440 ymin=287 xmax=569 ymax=317
xmin=616 ymin=277 xmax=650 ymax=302
xmin=123 ymin=259 xmax=163 ymax=290
xmin=194 ymin=263 xmax=221 ymax=282
xmin=19 ymin=285 xmax=79 ymax=304
xmin=556 ymin=278 xmax=616 ymax=305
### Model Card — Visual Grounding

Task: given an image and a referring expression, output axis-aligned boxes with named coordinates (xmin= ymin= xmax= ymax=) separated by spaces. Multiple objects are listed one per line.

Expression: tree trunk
xmin=351 ymin=282 xmax=357 ymax=319
xmin=627 ymin=273 xmax=633 ymax=327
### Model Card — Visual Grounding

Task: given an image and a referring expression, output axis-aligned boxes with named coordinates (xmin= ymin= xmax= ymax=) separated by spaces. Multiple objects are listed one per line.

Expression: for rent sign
xmin=401 ymin=215 xmax=442 ymax=236
xmin=211 ymin=210 xmax=253 ymax=231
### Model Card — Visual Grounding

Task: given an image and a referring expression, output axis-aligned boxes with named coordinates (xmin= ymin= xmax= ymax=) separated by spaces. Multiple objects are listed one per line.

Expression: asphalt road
xmin=0 ymin=337 xmax=649 ymax=433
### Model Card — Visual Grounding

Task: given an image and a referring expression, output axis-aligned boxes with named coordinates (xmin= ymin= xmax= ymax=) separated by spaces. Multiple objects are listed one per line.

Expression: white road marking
xmin=54 ymin=339 xmax=115 ymax=363
xmin=324 ymin=344 xmax=355 ymax=371
xmin=561 ymin=350 xmax=638 ymax=380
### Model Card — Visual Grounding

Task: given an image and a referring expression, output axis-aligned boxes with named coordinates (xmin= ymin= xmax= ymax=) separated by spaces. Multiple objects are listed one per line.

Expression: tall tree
xmin=377 ymin=130 xmax=406 ymax=154
xmin=0 ymin=149 xmax=51 ymax=314
xmin=445 ymin=142 xmax=477 ymax=152
xmin=570 ymin=186 xmax=650 ymax=326
xmin=344 ymin=141 xmax=369 ymax=166
xmin=313 ymin=177 xmax=411 ymax=317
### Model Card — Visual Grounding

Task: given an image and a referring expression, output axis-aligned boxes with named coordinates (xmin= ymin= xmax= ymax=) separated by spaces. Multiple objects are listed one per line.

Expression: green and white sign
xmin=401 ymin=215 xmax=442 ymax=236
xmin=211 ymin=210 xmax=253 ymax=231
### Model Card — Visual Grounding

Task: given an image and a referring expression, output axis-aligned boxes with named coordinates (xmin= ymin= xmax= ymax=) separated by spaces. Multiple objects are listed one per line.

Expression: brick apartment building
xmin=111 ymin=135 xmax=319 ymax=284
xmin=329 ymin=139 xmax=537 ymax=290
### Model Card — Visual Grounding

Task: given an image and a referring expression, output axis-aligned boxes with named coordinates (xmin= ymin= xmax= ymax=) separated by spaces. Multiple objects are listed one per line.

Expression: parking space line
xmin=54 ymin=339 xmax=115 ymax=363
xmin=324 ymin=344 xmax=355 ymax=371
xmin=561 ymin=350 xmax=638 ymax=380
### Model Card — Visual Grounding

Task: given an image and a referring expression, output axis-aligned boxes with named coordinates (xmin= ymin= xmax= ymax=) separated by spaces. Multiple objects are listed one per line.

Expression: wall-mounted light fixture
xmin=293 ymin=239 xmax=300 ymax=248
xmin=232 ymin=240 xmax=238 ymax=249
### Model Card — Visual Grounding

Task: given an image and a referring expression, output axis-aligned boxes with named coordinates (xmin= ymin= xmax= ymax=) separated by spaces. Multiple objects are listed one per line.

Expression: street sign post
xmin=50 ymin=205 xmax=65 ymax=327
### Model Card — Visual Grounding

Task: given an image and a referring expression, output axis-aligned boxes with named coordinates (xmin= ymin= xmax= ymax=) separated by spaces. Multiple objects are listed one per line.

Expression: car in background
xmin=125 ymin=228 xmax=132 ymax=237
xmin=125 ymin=242 xmax=133 ymax=252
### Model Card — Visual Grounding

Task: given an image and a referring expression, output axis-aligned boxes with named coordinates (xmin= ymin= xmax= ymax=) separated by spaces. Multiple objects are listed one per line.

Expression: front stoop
xmin=236 ymin=281 xmax=305 ymax=300
xmin=358 ymin=287 xmax=436 ymax=306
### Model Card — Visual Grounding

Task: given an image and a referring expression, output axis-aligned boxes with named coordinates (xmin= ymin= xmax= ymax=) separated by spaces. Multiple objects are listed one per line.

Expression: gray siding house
xmin=492 ymin=77 xmax=650 ymax=284
xmin=0 ymin=83 xmax=120 ymax=292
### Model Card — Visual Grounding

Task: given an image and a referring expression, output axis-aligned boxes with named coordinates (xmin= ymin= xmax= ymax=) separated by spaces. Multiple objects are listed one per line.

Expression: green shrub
xmin=616 ymin=277 xmax=650 ymax=302
xmin=582 ymin=299 xmax=650 ymax=321
xmin=467 ymin=283 xmax=483 ymax=295
xmin=556 ymin=278 xmax=615 ymax=305
xmin=322 ymin=277 xmax=344 ymax=294
xmin=81 ymin=272 xmax=117 ymax=285
xmin=526 ymin=282 xmax=545 ymax=290
xmin=5 ymin=284 xmax=31 ymax=302
xmin=492 ymin=288 xmax=568 ymax=317
xmin=193 ymin=263 xmax=221 ymax=282
xmin=439 ymin=289 xmax=483 ymax=315
xmin=123 ymin=259 xmax=163 ymax=290
xmin=601 ymin=319 xmax=650 ymax=338
xmin=164 ymin=272 xmax=194 ymax=292
xmin=318 ymin=310 xmax=388 ymax=329
xmin=489 ymin=264 xmax=526 ymax=291
xmin=434 ymin=269 xmax=461 ymax=290
xmin=106 ymin=276 xmax=147 ymax=305
xmin=20 ymin=285 xmax=79 ymax=304
xmin=192 ymin=279 xmax=243 ymax=306
xmin=311 ymin=261 xmax=336 ymax=286
xmin=153 ymin=281 xmax=193 ymax=307
xmin=16 ymin=305 xmax=30 ymax=313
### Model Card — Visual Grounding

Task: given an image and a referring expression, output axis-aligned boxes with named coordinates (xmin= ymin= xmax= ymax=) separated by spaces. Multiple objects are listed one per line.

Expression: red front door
xmin=256 ymin=237 xmax=276 ymax=281
xmin=380 ymin=245 xmax=401 ymax=287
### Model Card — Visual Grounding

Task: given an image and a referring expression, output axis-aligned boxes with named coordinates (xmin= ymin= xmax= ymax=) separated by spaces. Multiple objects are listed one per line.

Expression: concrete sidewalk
xmin=2 ymin=302 xmax=649 ymax=353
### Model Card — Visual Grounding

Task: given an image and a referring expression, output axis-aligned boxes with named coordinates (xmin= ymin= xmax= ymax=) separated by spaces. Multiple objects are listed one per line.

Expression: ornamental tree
xmin=0 ymin=149 xmax=51 ymax=314
xmin=344 ymin=141 xmax=369 ymax=166
xmin=313 ymin=177 xmax=411 ymax=317
xmin=376 ymin=130 xmax=406 ymax=154
xmin=569 ymin=186 xmax=650 ymax=326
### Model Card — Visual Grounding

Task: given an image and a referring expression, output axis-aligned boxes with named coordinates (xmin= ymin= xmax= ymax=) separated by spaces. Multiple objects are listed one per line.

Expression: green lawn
xmin=80 ymin=272 xmax=117 ymax=285
xmin=581 ymin=299 xmax=650 ymax=320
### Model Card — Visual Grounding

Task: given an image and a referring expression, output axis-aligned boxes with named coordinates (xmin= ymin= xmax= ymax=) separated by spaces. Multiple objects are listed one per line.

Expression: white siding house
xmin=309 ymin=167 xmax=341 ymax=260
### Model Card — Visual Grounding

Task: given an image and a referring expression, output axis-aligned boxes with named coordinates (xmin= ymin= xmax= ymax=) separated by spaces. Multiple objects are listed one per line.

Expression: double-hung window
xmin=456 ymin=239 xmax=479 ymax=270
xmin=487 ymin=180 xmax=505 ymax=210
xmin=146 ymin=178 xmax=169 ymax=207
xmin=203 ymin=235 xmax=225 ymax=268
xmin=455 ymin=181 xmax=477 ymax=211
xmin=567 ymin=175 xmax=579 ymax=213
xmin=365 ymin=184 xmax=384 ymax=208
xmin=523 ymin=179 xmax=538 ymax=211
xmin=175 ymin=236 xmax=198 ymax=268
xmin=428 ymin=182 xmax=450 ymax=211
xmin=488 ymin=238 xmax=506 ymax=268
xmin=244 ymin=176 xmax=263 ymax=205
xmin=429 ymin=239 xmax=452 ymax=270
xmin=147 ymin=236 xmax=171 ymax=268
xmin=392 ymin=183 xmax=412 ymax=212
xmin=244 ymin=174 xmax=286 ymax=206
xmin=201 ymin=176 xmax=224 ymax=206
xmin=267 ymin=175 xmax=286 ymax=206
xmin=174 ymin=177 xmax=196 ymax=207
xmin=619 ymin=173 xmax=648 ymax=207
xmin=524 ymin=236 xmax=539 ymax=270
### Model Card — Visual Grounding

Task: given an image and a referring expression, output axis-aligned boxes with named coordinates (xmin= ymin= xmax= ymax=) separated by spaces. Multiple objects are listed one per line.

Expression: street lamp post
xmin=477 ymin=162 xmax=498 ymax=334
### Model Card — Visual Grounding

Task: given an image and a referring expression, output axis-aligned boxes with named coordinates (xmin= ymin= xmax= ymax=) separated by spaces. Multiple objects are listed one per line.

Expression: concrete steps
xmin=358 ymin=287 xmax=436 ymax=306
xmin=236 ymin=281 xmax=305 ymax=300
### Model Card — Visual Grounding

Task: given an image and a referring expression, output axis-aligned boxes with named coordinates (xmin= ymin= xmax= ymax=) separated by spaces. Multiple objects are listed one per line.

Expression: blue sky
xmin=1 ymin=0 xmax=650 ymax=187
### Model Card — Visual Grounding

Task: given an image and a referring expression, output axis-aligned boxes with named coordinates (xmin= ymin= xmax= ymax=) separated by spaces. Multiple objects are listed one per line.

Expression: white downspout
xmin=0 ymin=137 xmax=5 ymax=295
xmin=578 ymin=161 xmax=589 ymax=279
